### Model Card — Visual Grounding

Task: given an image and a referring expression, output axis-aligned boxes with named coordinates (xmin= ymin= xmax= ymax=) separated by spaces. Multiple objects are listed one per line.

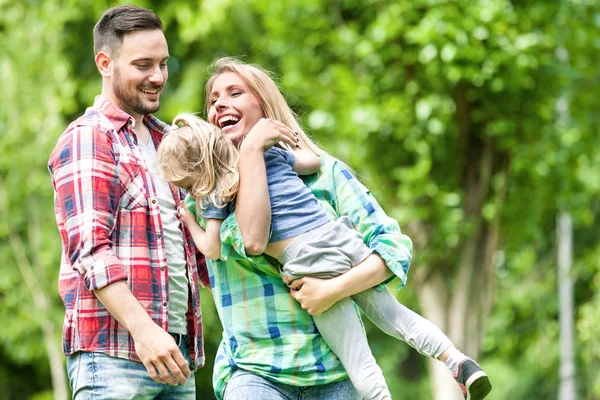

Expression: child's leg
xmin=352 ymin=287 xmax=492 ymax=400
xmin=312 ymin=297 xmax=391 ymax=400
xmin=351 ymin=286 xmax=453 ymax=358
xmin=276 ymin=221 xmax=391 ymax=399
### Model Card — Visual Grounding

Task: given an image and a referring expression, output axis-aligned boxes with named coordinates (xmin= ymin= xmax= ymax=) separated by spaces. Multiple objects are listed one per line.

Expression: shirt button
xmin=128 ymin=119 xmax=134 ymax=126
xmin=161 ymin=266 xmax=165 ymax=271
xmin=157 ymin=232 xmax=162 ymax=239
xmin=151 ymin=199 xmax=157 ymax=204
xmin=163 ymin=302 xmax=168 ymax=307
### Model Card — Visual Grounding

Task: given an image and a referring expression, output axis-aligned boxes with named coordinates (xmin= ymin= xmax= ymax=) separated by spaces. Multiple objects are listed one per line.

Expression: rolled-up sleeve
xmin=49 ymin=125 xmax=127 ymax=291
xmin=329 ymin=160 xmax=412 ymax=289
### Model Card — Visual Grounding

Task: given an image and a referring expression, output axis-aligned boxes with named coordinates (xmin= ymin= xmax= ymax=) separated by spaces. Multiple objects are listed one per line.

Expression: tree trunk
xmin=418 ymin=271 xmax=464 ymax=399
xmin=0 ymin=179 xmax=68 ymax=400
xmin=42 ymin=320 xmax=69 ymax=400
xmin=557 ymin=212 xmax=576 ymax=400
xmin=418 ymin=218 xmax=498 ymax=400
xmin=8 ymin=231 xmax=69 ymax=400
xmin=414 ymin=82 xmax=506 ymax=399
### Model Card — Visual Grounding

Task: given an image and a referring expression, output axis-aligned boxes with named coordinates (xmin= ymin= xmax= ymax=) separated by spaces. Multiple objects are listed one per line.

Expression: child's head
xmin=157 ymin=113 xmax=239 ymax=206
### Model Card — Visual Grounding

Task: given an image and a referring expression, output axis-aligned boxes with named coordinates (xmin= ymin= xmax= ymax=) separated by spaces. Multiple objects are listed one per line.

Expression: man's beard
xmin=113 ymin=67 xmax=161 ymax=116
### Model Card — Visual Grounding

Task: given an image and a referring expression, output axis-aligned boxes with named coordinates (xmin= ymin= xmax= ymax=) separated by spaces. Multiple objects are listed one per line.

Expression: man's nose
xmin=148 ymin=65 xmax=166 ymax=85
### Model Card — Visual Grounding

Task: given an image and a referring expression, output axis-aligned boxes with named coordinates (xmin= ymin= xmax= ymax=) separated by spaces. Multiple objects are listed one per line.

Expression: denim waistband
xmin=169 ymin=332 xmax=188 ymax=346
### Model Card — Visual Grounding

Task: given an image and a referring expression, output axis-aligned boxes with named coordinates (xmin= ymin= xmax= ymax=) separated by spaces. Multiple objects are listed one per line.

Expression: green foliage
xmin=0 ymin=2 xmax=76 ymax=397
xmin=1 ymin=0 xmax=599 ymax=399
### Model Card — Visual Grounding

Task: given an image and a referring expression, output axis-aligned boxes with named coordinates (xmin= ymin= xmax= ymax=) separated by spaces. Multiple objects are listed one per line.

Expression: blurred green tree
xmin=1 ymin=0 xmax=598 ymax=399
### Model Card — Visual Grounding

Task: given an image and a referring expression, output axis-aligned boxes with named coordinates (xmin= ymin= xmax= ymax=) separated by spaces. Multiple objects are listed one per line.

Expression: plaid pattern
xmin=186 ymin=155 xmax=412 ymax=399
xmin=48 ymin=96 xmax=209 ymax=369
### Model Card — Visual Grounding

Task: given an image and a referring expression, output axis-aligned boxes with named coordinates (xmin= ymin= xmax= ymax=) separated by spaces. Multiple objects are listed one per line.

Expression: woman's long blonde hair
xmin=157 ymin=113 xmax=239 ymax=210
xmin=205 ymin=57 xmax=323 ymax=155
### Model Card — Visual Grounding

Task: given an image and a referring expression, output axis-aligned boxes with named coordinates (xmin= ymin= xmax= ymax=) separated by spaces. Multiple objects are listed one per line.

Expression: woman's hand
xmin=289 ymin=254 xmax=394 ymax=315
xmin=241 ymin=118 xmax=297 ymax=152
xmin=289 ymin=277 xmax=342 ymax=316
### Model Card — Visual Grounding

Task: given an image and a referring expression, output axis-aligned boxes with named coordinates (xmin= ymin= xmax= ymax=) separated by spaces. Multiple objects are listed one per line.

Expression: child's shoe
xmin=453 ymin=358 xmax=492 ymax=400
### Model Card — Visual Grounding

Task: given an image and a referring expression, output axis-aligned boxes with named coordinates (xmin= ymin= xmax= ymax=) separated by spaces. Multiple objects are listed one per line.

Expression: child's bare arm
xmin=292 ymin=149 xmax=321 ymax=176
xmin=179 ymin=207 xmax=223 ymax=260
xmin=202 ymin=219 xmax=224 ymax=259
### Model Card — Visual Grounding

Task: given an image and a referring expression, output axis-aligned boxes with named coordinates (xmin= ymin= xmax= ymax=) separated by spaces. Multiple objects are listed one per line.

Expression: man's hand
xmin=94 ymin=281 xmax=192 ymax=386
xmin=289 ymin=276 xmax=342 ymax=316
xmin=133 ymin=322 xmax=191 ymax=386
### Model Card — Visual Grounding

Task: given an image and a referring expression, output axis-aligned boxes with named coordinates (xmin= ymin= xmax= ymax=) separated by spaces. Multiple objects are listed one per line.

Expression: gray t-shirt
xmin=138 ymin=138 xmax=189 ymax=335
xmin=201 ymin=146 xmax=330 ymax=242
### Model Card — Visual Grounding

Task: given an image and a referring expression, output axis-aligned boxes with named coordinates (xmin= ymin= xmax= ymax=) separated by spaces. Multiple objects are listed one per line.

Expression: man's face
xmin=110 ymin=29 xmax=169 ymax=118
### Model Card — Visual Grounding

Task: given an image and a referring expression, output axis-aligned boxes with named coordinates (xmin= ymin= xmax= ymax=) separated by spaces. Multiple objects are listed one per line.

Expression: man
xmin=48 ymin=5 xmax=208 ymax=399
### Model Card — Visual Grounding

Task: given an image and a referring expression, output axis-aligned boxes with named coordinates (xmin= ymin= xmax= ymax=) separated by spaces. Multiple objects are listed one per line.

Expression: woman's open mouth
xmin=218 ymin=115 xmax=240 ymax=132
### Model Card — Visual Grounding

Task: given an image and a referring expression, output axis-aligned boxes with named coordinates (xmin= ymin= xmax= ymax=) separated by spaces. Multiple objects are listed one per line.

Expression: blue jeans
xmin=223 ymin=369 xmax=361 ymax=400
xmin=66 ymin=335 xmax=196 ymax=399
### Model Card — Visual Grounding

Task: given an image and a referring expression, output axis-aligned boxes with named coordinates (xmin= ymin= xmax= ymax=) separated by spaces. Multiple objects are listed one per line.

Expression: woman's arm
xmin=331 ymin=158 xmax=413 ymax=284
xmin=235 ymin=139 xmax=271 ymax=255
xmin=290 ymin=157 xmax=413 ymax=314
xmin=289 ymin=253 xmax=392 ymax=315
xmin=235 ymin=118 xmax=297 ymax=255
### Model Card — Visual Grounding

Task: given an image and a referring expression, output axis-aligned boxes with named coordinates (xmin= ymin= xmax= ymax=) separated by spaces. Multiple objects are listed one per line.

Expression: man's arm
xmin=95 ymin=282 xmax=191 ymax=385
xmin=49 ymin=125 xmax=127 ymax=289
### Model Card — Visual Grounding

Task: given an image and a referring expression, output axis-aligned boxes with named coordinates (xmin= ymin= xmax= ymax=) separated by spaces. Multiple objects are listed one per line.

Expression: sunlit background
xmin=1 ymin=0 xmax=599 ymax=399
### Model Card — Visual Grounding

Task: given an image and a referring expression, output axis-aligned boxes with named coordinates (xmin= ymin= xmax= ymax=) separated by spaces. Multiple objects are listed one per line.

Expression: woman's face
xmin=207 ymin=72 xmax=265 ymax=145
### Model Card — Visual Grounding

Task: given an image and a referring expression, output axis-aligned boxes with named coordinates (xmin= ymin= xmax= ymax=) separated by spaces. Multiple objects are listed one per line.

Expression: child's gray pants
xmin=279 ymin=217 xmax=454 ymax=400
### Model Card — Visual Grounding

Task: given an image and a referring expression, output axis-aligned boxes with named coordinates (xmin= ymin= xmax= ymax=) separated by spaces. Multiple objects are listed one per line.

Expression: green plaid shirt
xmin=187 ymin=154 xmax=412 ymax=399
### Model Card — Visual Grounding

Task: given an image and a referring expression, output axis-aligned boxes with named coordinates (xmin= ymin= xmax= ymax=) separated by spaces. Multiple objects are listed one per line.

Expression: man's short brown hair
xmin=93 ymin=4 xmax=163 ymax=58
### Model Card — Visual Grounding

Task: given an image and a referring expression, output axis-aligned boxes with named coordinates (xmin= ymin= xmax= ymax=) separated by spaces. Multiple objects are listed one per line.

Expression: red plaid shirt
xmin=48 ymin=96 xmax=209 ymax=368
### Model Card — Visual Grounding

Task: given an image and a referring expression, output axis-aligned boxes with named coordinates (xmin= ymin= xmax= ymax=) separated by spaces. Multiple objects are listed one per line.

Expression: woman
xmin=191 ymin=57 xmax=490 ymax=400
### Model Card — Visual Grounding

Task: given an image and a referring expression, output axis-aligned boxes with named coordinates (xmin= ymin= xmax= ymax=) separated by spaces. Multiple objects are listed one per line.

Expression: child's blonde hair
xmin=157 ymin=113 xmax=239 ymax=211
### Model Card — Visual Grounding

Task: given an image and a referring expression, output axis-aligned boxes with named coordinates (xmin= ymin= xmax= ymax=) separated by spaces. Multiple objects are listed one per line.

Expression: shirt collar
xmin=92 ymin=95 xmax=170 ymax=135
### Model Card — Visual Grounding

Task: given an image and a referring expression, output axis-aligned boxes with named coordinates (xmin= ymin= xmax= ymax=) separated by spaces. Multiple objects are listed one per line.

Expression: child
xmin=158 ymin=113 xmax=492 ymax=400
